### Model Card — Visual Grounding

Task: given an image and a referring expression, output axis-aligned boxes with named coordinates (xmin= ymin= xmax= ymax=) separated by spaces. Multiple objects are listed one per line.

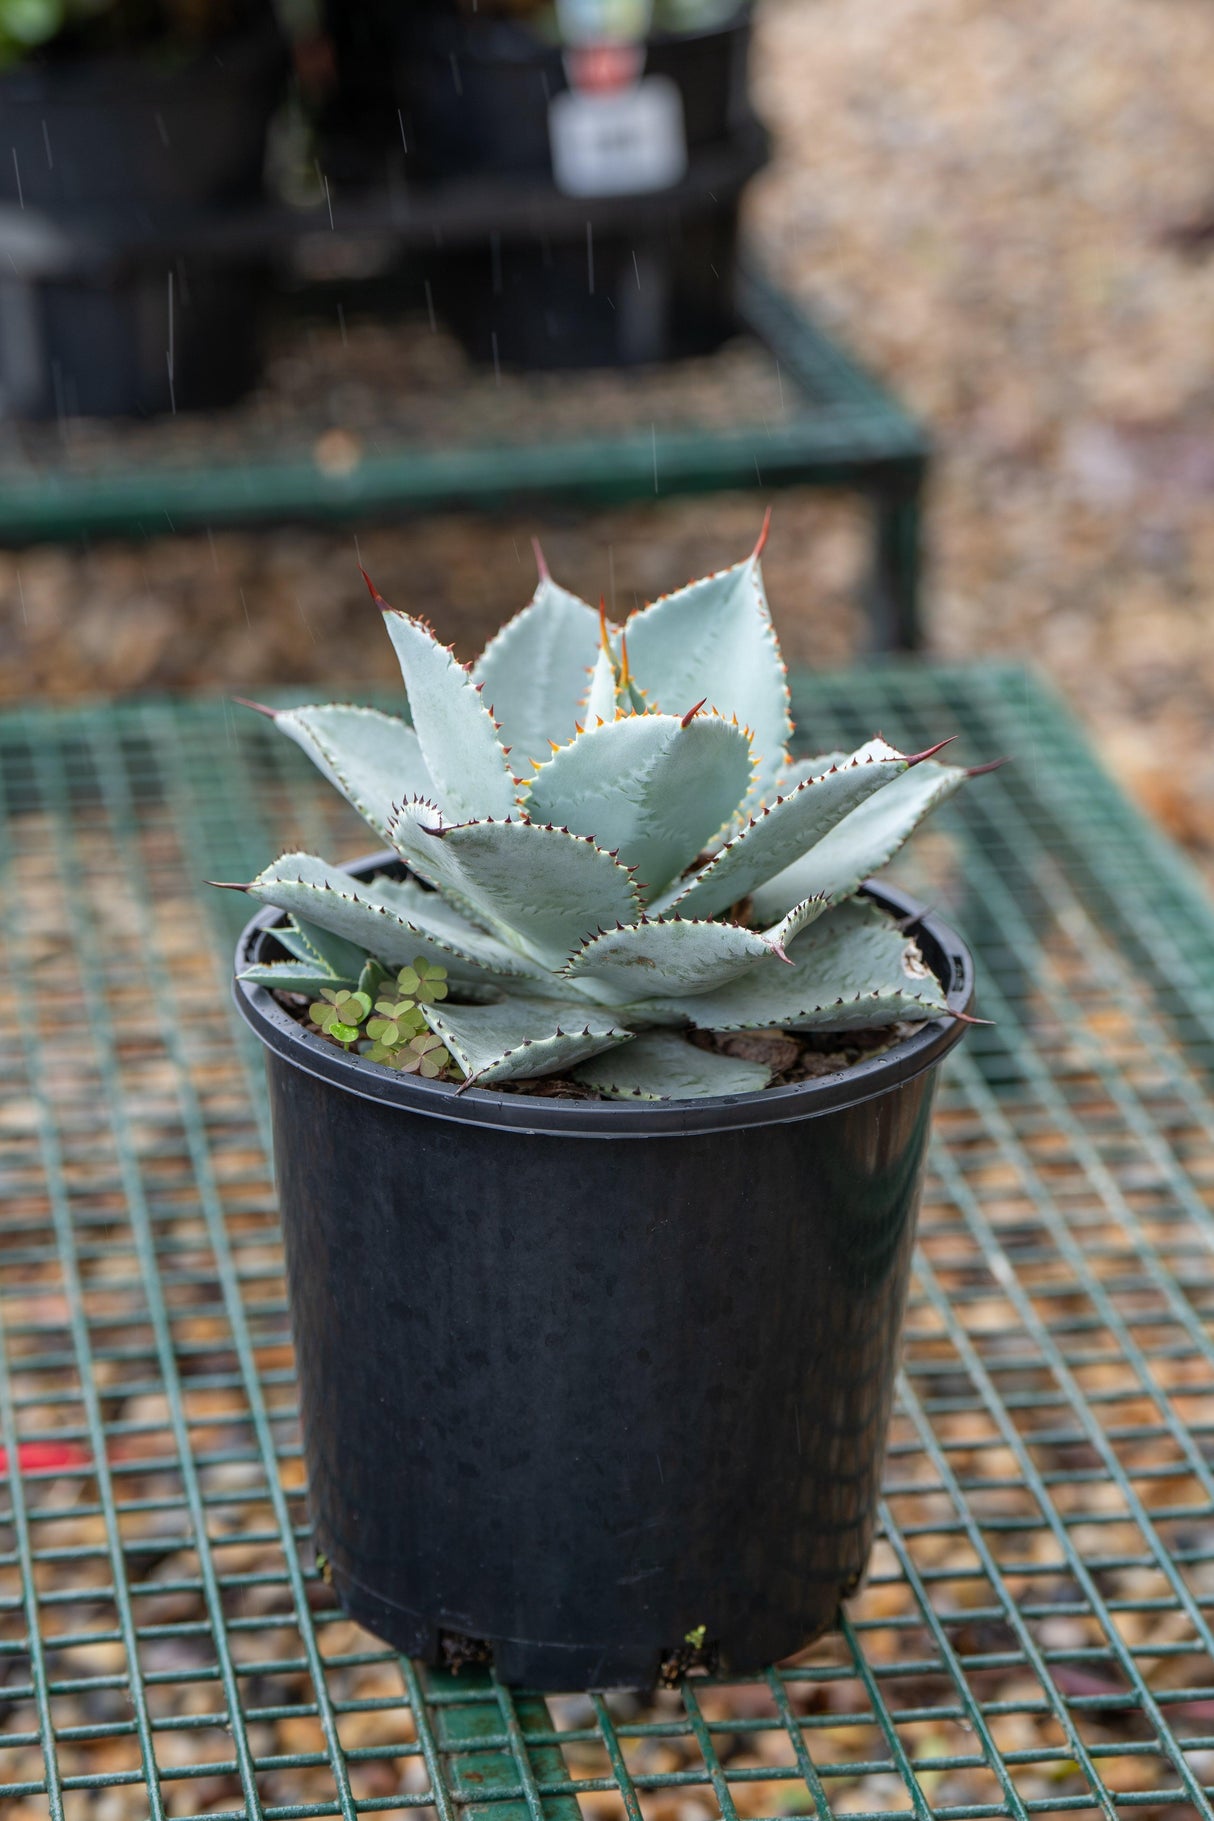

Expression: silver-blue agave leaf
xmin=242 ymin=702 xmax=433 ymax=845
xmin=655 ymin=740 xmax=931 ymax=921
xmin=239 ymin=853 xmax=543 ymax=982
xmin=582 ymin=638 xmax=619 ymax=726
xmin=572 ymin=1032 xmax=772 ymax=1100
xmin=388 ymin=800 xmax=643 ymax=972
xmin=422 ymin=997 xmax=633 ymax=1087
xmin=645 ymin=898 xmax=949 ymax=1033
xmin=621 ymin=518 xmax=791 ymax=816
xmin=524 ymin=710 xmax=754 ymax=904
xmin=750 ymin=757 xmax=969 ymax=924
xmin=561 ymin=894 xmax=828 ymax=1005
xmin=238 ymin=958 xmax=362 ymax=993
xmin=369 ymin=578 xmax=517 ymax=822
xmin=272 ymin=912 xmax=370 ymax=982
xmin=472 ymin=552 xmax=602 ymax=768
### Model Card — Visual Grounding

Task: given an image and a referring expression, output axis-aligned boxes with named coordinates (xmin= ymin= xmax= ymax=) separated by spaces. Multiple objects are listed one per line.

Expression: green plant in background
xmin=0 ymin=0 xmax=256 ymax=62
xmin=557 ymin=0 xmax=742 ymax=35
xmin=224 ymin=519 xmax=996 ymax=1099
xmin=446 ymin=0 xmax=743 ymax=36
xmin=0 ymin=0 xmax=102 ymax=60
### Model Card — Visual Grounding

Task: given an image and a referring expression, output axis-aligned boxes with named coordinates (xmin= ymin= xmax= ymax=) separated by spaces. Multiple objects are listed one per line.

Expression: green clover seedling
xmin=309 ymin=988 xmax=372 ymax=1048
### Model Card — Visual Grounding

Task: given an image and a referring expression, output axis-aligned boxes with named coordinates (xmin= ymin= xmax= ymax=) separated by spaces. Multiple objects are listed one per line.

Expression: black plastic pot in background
xmin=315 ymin=1 xmax=761 ymax=367
xmin=235 ymin=868 xmax=974 ymax=1691
xmin=425 ymin=186 xmax=746 ymax=369
xmin=0 ymin=256 xmax=269 ymax=419
xmin=315 ymin=0 xmax=407 ymax=188
xmin=0 ymin=7 xmax=287 ymax=418
xmin=395 ymin=7 xmax=753 ymax=183
xmin=318 ymin=2 xmax=752 ymax=184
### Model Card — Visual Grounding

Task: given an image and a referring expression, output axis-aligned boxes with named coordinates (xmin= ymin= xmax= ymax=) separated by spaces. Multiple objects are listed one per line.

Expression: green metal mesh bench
xmin=2 ymin=662 xmax=1214 ymax=1819
xmin=0 ymin=267 xmax=929 ymax=653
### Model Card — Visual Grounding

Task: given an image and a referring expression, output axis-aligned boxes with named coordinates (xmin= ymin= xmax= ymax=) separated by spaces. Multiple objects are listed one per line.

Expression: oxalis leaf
xmin=524 ymin=711 xmax=754 ymax=904
xmin=388 ymin=801 xmax=641 ymax=972
xmin=750 ymin=758 xmax=969 ymax=924
xmin=472 ymin=554 xmax=602 ymax=768
xmin=422 ymin=996 xmax=633 ymax=1087
xmin=644 ymin=898 xmax=949 ymax=1033
xmin=237 ymin=853 xmax=543 ymax=982
xmin=622 ymin=518 xmax=791 ymax=816
xmin=366 ymin=573 xmax=516 ymax=822
xmin=572 ymin=1033 xmax=772 ymax=1101
xmin=656 ymin=738 xmax=939 ymax=922
xmin=561 ymin=896 xmax=828 ymax=1005
xmin=239 ymin=701 xmax=433 ymax=844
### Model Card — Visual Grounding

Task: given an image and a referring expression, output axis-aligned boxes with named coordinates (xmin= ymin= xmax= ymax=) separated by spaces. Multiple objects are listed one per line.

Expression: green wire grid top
xmin=1 ymin=661 xmax=1214 ymax=1820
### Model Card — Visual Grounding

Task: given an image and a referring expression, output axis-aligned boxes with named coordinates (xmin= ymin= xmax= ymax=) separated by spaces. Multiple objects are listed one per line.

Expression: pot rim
xmin=232 ymin=856 xmax=975 ymax=1138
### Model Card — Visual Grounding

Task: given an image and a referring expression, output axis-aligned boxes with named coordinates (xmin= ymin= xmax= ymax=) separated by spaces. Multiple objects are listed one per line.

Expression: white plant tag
xmin=549 ymin=77 xmax=688 ymax=198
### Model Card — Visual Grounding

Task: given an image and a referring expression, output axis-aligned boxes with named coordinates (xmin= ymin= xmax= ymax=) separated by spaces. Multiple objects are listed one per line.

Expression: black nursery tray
xmin=3 ymin=662 xmax=1214 ymax=1816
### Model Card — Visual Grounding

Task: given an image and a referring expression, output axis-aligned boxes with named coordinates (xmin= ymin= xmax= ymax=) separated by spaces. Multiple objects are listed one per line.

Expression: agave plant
xmin=226 ymin=522 xmax=993 ymax=1099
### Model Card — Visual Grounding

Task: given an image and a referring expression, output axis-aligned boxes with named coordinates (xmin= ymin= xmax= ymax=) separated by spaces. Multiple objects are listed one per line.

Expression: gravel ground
xmin=4 ymin=0 xmax=1213 ymax=883
xmin=748 ymin=0 xmax=1214 ymax=878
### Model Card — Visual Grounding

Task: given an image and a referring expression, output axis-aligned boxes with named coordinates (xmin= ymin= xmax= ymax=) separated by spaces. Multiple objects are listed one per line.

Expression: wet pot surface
xmin=236 ymin=876 xmax=973 ymax=1689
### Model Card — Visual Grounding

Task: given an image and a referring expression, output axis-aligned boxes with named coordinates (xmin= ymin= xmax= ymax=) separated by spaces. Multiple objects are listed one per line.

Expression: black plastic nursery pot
xmin=0 ymin=7 xmax=286 ymax=418
xmin=394 ymin=6 xmax=754 ymax=183
xmin=320 ymin=2 xmax=753 ymax=184
xmin=408 ymin=6 xmax=757 ymax=367
xmin=425 ymin=185 xmax=749 ymax=369
xmin=317 ymin=1 xmax=761 ymax=367
xmin=0 ymin=258 xmax=269 ymax=420
xmin=234 ymin=867 xmax=974 ymax=1691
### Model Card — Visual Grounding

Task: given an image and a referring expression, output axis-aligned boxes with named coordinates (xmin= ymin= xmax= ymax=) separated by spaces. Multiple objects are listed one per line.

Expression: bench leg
xmin=866 ymin=482 xmax=925 ymax=653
